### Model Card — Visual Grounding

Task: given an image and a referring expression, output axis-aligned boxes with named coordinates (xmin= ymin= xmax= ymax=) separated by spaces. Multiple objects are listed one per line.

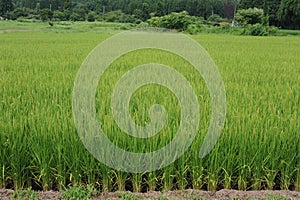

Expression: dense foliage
xmin=147 ymin=11 xmax=202 ymax=31
xmin=235 ymin=8 xmax=266 ymax=25
xmin=0 ymin=0 xmax=299 ymax=29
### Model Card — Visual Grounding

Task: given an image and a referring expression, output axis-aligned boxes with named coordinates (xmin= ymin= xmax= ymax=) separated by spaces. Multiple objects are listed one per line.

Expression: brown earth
xmin=96 ymin=190 xmax=300 ymax=199
xmin=1 ymin=189 xmax=300 ymax=199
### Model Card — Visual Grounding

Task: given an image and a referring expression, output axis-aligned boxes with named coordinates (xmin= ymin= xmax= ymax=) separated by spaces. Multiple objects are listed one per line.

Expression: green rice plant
xmin=0 ymin=28 xmax=299 ymax=192
xmin=175 ymin=156 xmax=189 ymax=190
xmin=296 ymin=169 xmax=300 ymax=191
xmin=190 ymin=164 xmax=205 ymax=190
xmin=146 ymin=172 xmax=157 ymax=191
xmin=100 ymin=166 xmax=113 ymax=193
xmin=162 ymin=164 xmax=175 ymax=191
xmin=8 ymin=131 xmax=31 ymax=189
xmin=205 ymin=147 xmax=223 ymax=191
xmin=114 ymin=171 xmax=127 ymax=191
xmin=132 ymin=173 xmax=143 ymax=192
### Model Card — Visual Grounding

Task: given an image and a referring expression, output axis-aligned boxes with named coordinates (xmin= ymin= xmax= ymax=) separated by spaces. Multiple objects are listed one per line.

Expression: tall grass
xmin=0 ymin=32 xmax=299 ymax=191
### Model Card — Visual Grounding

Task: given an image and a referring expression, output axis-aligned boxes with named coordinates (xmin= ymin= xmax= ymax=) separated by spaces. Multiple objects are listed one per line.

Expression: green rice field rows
xmin=0 ymin=30 xmax=299 ymax=192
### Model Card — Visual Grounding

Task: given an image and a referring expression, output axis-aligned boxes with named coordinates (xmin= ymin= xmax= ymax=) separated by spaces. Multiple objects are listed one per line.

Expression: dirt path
xmin=97 ymin=190 xmax=300 ymax=199
xmin=1 ymin=189 xmax=300 ymax=199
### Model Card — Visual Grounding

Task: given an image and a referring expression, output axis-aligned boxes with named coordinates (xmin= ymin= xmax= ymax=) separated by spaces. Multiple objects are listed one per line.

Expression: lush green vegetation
xmin=0 ymin=21 xmax=134 ymax=33
xmin=0 ymin=18 xmax=289 ymax=36
xmin=1 ymin=0 xmax=299 ymax=30
xmin=146 ymin=10 xmax=279 ymax=36
xmin=0 ymin=23 xmax=299 ymax=193
xmin=277 ymin=29 xmax=300 ymax=36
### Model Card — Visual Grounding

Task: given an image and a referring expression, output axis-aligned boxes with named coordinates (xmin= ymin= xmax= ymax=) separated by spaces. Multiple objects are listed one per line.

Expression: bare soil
xmin=1 ymin=189 xmax=300 ymax=199
xmin=96 ymin=190 xmax=300 ymax=199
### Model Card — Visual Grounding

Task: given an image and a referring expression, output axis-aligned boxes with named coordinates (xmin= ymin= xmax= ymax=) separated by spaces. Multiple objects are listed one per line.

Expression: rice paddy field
xmin=0 ymin=21 xmax=299 ymax=194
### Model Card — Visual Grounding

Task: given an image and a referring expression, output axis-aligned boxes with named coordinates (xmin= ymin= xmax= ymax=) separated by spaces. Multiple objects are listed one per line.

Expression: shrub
xmin=87 ymin=11 xmax=97 ymax=22
xmin=148 ymin=11 xmax=202 ymax=31
xmin=7 ymin=7 xmax=36 ymax=20
xmin=234 ymin=7 xmax=275 ymax=36
xmin=185 ymin=22 xmax=204 ymax=34
xmin=268 ymin=25 xmax=278 ymax=35
xmin=236 ymin=8 xmax=265 ymax=25
xmin=53 ymin=11 xmax=66 ymax=21
xmin=207 ymin=14 xmax=224 ymax=23
xmin=119 ymin=24 xmax=132 ymax=30
xmin=242 ymin=23 xmax=268 ymax=36
xmin=40 ymin=9 xmax=53 ymax=21
xmin=72 ymin=8 xmax=86 ymax=21
xmin=70 ymin=13 xmax=81 ymax=21
xmin=136 ymin=22 xmax=150 ymax=29
xmin=62 ymin=9 xmax=72 ymax=21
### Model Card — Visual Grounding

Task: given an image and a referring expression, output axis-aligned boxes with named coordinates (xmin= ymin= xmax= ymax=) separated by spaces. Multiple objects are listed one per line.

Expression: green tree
xmin=267 ymin=0 xmax=281 ymax=26
xmin=133 ymin=2 xmax=151 ymax=21
xmin=0 ymin=0 xmax=14 ymax=16
xmin=103 ymin=10 xmax=136 ymax=23
xmin=278 ymin=0 xmax=300 ymax=29
xmin=9 ymin=0 xmax=296 ymax=29
xmin=232 ymin=0 xmax=241 ymax=19
xmin=35 ymin=2 xmax=40 ymax=13
xmin=239 ymin=0 xmax=264 ymax=9
xmin=208 ymin=0 xmax=223 ymax=16
xmin=63 ymin=0 xmax=72 ymax=10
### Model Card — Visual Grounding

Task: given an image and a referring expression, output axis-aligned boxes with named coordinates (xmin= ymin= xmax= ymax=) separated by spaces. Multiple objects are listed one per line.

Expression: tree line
xmin=0 ymin=0 xmax=299 ymax=29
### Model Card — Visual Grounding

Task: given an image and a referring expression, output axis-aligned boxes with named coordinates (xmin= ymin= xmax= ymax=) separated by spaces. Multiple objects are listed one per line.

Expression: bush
xmin=242 ymin=23 xmax=268 ymax=36
xmin=136 ymin=22 xmax=150 ymax=29
xmin=7 ymin=8 xmax=36 ymax=20
xmin=236 ymin=8 xmax=265 ymax=25
xmin=87 ymin=11 xmax=97 ymax=22
xmin=119 ymin=24 xmax=132 ymax=30
xmin=40 ymin=9 xmax=53 ymax=21
xmin=63 ymin=9 xmax=72 ymax=21
xmin=207 ymin=14 xmax=224 ymax=23
xmin=148 ymin=11 xmax=202 ymax=31
xmin=70 ymin=13 xmax=81 ymax=21
xmin=235 ymin=8 xmax=274 ymax=36
xmin=53 ymin=11 xmax=66 ymax=21
xmin=185 ymin=24 xmax=200 ymax=34
xmin=72 ymin=8 xmax=86 ymax=21
xmin=185 ymin=21 xmax=205 ymax=34
xmin=268 ymin=26 xmax=278 ymax=35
